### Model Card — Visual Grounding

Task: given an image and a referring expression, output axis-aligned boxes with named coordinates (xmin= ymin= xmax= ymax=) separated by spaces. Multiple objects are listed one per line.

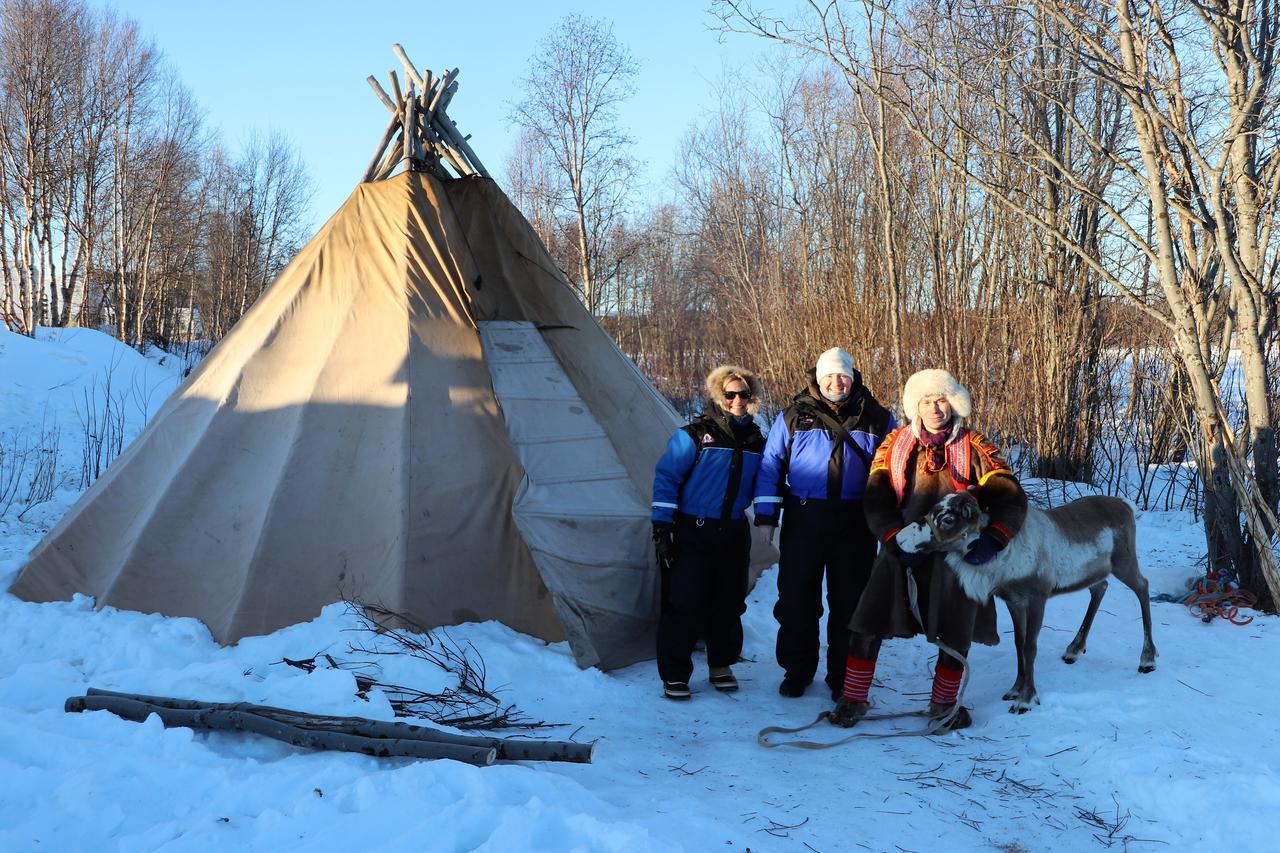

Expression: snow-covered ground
xmin=1 ymin=327 xmax=1277 ymax=852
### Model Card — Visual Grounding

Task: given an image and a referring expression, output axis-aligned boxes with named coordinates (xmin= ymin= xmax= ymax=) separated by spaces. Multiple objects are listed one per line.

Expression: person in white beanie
xmin=829 ymin=368 xmax=1027 ymax=731
xmin=752 ymin=348 xmax=896 ymax=699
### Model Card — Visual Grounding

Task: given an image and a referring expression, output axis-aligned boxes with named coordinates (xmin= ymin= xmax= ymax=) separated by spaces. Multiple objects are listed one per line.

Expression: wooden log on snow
xmin=79 ymin=689 xmax=595 ymax=763
xmin=252 ymin=708 xmax=592 ymax=762
xmin=66 ymin=695 xmax=497 ymax=765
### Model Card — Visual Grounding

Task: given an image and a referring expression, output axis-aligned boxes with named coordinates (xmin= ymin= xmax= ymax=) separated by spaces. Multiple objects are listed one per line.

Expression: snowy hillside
xmin=1 ymin=327 xmax=1277 ymax=852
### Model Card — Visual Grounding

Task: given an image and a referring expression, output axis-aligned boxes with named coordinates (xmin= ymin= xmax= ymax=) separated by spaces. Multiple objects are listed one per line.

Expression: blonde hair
xmin=705 ymin=364 xmax=764 ymax=415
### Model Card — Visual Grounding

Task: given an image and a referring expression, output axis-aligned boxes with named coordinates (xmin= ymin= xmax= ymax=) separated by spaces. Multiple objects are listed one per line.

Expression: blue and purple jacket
xmin=753 ymin=373 xmax=895 ymax=524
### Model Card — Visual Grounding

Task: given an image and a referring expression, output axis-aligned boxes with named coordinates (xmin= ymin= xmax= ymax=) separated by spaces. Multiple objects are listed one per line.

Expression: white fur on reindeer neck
xmin=896 ymin=492 xmax=1116 ymax=604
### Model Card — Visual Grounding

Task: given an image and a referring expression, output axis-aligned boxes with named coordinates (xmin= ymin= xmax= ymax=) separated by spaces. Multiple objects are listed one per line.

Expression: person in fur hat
xmin=651 ymin=365 xmax=767 ymax=699
xmin=753 ymin=348 xmax=895 ymax=699
xmin=830 ymin=369 xmax=1028 ymax=731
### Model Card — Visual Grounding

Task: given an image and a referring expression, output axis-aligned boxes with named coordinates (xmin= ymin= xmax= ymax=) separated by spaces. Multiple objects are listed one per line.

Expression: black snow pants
xmin=656 ymin=513 xmax=751 ymax=684
xmin=774 ymin=496 xmax=878 ymax=693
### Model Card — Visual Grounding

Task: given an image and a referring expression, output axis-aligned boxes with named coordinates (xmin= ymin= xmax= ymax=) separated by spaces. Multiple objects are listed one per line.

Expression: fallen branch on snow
xmin=65 ymin=688 xmax=595 ymax=766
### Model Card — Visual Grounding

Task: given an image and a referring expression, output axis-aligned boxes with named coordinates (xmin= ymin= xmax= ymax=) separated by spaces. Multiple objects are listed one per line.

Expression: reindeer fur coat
xmin=850 ymin=425 xmax=1028 ymax=647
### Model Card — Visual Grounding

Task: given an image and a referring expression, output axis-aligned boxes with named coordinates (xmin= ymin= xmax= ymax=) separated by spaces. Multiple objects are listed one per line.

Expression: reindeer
xmin=895 ymin=491 xmax=1158 ymax=713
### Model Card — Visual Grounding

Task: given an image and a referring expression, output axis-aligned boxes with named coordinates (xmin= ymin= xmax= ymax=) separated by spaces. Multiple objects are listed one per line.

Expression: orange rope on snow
xmin=1182 ymin=571 xmax=1257 ymax=625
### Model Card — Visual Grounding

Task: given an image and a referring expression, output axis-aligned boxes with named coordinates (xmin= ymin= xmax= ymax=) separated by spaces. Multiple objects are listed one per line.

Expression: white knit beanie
xmin=815 ymin=347 xmax=854 ymax=380
xmin=902 ymin=369 xmax=973 ymax=425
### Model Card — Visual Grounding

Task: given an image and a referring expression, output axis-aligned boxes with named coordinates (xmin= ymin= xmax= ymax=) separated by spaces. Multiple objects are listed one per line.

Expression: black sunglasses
xmin=724 ymin=390 xmax=753 ymax=400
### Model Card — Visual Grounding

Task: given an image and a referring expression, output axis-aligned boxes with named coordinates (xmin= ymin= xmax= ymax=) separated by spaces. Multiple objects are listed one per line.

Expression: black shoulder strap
xmin=812 ymin=407 xmax=874 ymax=470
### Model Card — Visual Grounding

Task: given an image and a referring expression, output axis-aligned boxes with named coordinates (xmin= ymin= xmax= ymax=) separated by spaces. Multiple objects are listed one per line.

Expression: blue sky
xmin=102 ymin=1 xmax=779 ymax=229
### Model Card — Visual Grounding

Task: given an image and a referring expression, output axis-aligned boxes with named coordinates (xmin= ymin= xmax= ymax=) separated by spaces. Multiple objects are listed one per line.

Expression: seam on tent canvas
xmin=436 ymin=176 xmax=489 ymax=296
xmin=222 ymin=198 xmax=369 ymax=640
xmin=93 ymin=199 xmax=359 ymax=628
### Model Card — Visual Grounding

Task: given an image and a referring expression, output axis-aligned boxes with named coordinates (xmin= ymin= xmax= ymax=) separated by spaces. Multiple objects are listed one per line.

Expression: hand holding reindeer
xmin=908 ymin=491 xmax=1158 ymax=714
xmin=961 ymin=532 xmax=1003 ymax=565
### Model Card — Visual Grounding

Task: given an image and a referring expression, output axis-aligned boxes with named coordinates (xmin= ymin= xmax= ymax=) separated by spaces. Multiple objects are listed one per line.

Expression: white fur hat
xmin=815 ymin=347 xmax=854 ymax=380
xmin=902 ymin=369 xmax=973 ymax=422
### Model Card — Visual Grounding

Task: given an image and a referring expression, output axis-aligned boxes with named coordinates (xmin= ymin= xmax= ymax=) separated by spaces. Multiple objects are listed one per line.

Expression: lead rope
xmin=757 ymin=566 xmax=971 ymax=748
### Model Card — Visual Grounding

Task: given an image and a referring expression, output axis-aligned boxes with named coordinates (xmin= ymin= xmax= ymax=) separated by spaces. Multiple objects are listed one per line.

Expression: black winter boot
xmin=778 ymin=676 xmax=809 ymax=698
xmin=709 ymin=667 xmax=739 ymax=692
xmin=663 ymin=681 xmax=691 ymax=700
xmin=927 ymin=702 xmax=972 ymax=732
xmin=828 ymin=699 xmax=869 ymax=728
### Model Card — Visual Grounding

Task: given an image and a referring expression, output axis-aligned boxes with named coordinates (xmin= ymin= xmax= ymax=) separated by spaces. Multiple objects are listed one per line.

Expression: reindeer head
xmin=894 ymin=491 xmax=986 ymax=555
xmin=927 ymin=492 xmax=985 ymax=547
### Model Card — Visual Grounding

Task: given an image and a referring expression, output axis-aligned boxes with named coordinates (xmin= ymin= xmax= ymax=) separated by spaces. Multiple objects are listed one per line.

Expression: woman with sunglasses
xmin=651 ymin=365 xmax=766 ymax=699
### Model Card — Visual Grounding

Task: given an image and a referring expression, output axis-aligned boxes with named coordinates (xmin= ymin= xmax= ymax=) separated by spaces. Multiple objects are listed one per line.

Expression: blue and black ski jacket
xmin=652 ymin=411 xmax=766 ymax=523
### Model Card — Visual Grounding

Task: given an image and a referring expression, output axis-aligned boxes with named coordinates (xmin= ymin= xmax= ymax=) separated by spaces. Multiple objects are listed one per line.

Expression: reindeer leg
xmin=1002 ymin=598 xmax=1028 ymax=702
xmin=1009 ymin=595 xmax=1045 ymax=714
xmin=1111 ymin=557 xmax=1158 ymax=673
xmin=1064 ymin=578 xmax=1108 ymax=664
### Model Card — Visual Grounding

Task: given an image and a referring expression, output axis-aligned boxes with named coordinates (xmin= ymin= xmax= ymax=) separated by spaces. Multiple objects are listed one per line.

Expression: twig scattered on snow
xmin=895 ymin=764 xmax=972 ymax=792
xmin=758 ymin=816 xmax=809 ymax=837
xmin=273 ymin=598 xmax=565 ymax=731
xmin=667 ymin=763 xmax=709 ymax=776
xmin=1176 ymin=678 xmax=1212 ymax=697
xmin=1073 ymin=796 xmax=1167 ymax=848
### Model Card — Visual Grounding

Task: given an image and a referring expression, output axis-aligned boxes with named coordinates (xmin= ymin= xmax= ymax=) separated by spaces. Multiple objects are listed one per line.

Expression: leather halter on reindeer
xmin=896 ymin=491 xmax=1158 ymax=713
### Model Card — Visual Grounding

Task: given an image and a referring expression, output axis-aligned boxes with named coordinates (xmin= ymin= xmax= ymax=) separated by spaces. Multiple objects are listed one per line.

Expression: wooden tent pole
xmin=365 ymin=52 xmax=489 ymax=180
xmin=391 ymin=43 xmax=426 ymax=90
xmin=365 ymin=75 xmax=396 ymax=112
xmin=362 ymin=111 xmax=402 ymax=182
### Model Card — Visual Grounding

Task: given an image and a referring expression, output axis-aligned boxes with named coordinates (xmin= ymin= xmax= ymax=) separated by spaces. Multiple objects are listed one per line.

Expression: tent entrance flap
xmin=478 ymin=321 xmax=657 ymax=669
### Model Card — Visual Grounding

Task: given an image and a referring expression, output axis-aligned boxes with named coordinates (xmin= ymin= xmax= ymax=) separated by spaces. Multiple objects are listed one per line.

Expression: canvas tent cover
xmin=12 ymin=171 xmax=775 ymax=669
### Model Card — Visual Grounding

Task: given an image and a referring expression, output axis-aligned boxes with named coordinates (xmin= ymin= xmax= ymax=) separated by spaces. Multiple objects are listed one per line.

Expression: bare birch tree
xmin=0 ymin=0 xmax=79 ymax=334
xmin=510 ymin=14 xmax=639 ymax=314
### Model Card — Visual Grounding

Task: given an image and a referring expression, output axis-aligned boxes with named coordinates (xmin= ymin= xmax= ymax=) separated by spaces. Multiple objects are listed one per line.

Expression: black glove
xmin=652 ymin=522 xmax=676 ymax=567
xmin=897 ymin=546 xmax=929 ymax=570
xmin=962 ymin=531 xmax=1004 ymax=565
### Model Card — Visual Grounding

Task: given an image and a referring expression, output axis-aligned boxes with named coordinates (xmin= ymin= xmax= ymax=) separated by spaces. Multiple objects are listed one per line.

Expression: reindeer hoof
xmin=1138 ymin=663 xmax=1156 ymax=673
xmin=1002 ymin=689 xmax=1018 ymax=701
xmin=1062 ymin=653 xmax=1079 ymax=664
xmin=1008 ymin=694 xmax=1039 ymax=713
